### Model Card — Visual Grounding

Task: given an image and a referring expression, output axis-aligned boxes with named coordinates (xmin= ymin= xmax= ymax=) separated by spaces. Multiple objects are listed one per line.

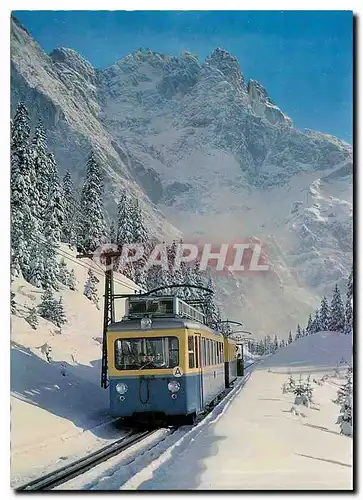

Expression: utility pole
xmin=77 ymin=250 xmax=121 ymax=389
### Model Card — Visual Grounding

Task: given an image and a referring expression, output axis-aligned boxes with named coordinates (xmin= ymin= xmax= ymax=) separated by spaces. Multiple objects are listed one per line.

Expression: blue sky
xmin=13 ymin=11 xmax=353 ymax=142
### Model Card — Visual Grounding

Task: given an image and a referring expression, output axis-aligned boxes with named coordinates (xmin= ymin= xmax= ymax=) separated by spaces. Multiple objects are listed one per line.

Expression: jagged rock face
xmin=10 ymin=17 xmax=353 ymax=336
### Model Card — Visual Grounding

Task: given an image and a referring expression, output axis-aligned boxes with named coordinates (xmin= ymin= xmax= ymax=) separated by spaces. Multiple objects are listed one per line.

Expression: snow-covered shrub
xmin=293 ymin=375 xmax=313 ymax=407
xmin=336 ymin=394 xmax=352 ymax=437
xmin=334 ymin=365 xmax=352 ymax=405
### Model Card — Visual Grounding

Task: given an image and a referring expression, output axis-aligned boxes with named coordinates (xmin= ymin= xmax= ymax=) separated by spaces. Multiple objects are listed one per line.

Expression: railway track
xmin=16 ymin=428 xmax=159 ymax=491
xmin=16 ymin=370 xmax=256 ymax=491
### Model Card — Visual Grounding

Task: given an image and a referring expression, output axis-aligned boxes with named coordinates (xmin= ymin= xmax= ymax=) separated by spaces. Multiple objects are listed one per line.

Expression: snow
xmin=56 ymin=331 xmax=352 ymax=490
xmin=11 ymin=244 xmax=141 ymax=487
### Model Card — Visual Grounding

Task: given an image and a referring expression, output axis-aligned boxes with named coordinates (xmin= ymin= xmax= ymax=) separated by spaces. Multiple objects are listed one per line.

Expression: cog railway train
xmin=107 ymin=295 xmax=240 ymax=424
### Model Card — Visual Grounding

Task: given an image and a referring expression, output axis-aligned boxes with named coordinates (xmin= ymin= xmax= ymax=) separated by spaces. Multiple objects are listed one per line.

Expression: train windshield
xmin=115 ymin=337 xmax=179 ymax=370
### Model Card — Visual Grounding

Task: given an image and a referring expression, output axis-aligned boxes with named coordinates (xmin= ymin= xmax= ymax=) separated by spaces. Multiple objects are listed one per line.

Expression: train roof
xmin=107 ymin=317 xmax=224 ymax=337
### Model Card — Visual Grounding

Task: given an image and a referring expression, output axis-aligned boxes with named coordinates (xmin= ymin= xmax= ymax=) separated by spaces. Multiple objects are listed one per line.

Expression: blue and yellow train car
xmin=224 ymin=336 xmax=238 ymax=387
xmin=107 ymin=296 xmax=227 ymax=424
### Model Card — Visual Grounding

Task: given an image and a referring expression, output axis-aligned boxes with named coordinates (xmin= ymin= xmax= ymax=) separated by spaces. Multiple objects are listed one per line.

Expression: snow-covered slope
xmin=258 ymin=330 xmax=353 ymax=371
xmin=10 ymin=17 xmax=353 ymax=335
xmin=11 ymin=245 xmax=140 ymax=487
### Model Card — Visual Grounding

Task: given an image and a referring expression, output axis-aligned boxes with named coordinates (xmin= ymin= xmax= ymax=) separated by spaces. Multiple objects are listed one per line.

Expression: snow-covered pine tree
xmin=109 ymin=220 xmax=116 ymax=244
xmin=38 ymin=288 xmax=59 ymax=324
xmin=68 ymin=269 xmax=78 ymax=291
xmin=130 ymin=198 xmax=149 ymax=287
xmin=26 ymin=307 xmax=38 ymax=329
xmin=329 ymin=285 xmax=345 ymax=332
xmin=296 ymin=324 xmax=302 ymax=339
xmin=78 ymin=152 xmax=107 ymax=252
xmin=58 ymin=258 xmax=70 ymax=286
xmin=306 ymin=313 xmax=313 ymax=335
xmin=301 ymin=327 xmax=306 ymax=337
xmin=288 ymin=330 xmax=293 ymax=344
xmin=319 ymin=296 xmax=330 ymax=331
xmin=116 ymin=190 xmax=133 ymax=246
xmin=58 ymin=259 xmax=77 ymax=291
xmin=334 ymin=365 xmax=353 ymax=405
xmin=344 ymin=295 xmax=353 ymax=335
xmin=311 ymin=309 xmax=321 ymax=334
xmin=11 ymin=103 xmax=36 ymax=277
xmin=115 ymin=190 xmax=135 ymax=280
xmin=337 ymin=394 xmax=353 ymax=437
xmin=347 ymin=267 xmax=353 ymax=301
xmin=84 ymin=268 xmax=100 ymax=307
xmin=55 ymin=297 xmax=67 ymax=329
xmin=166 ymin=240 xmax=176 ymax=290
xmin=40 ymin=152 xmax=64 ymax=290
xmin=30 ymin=123 xmax=49 ymax=221
xmin=204 ymin=275 xmax=221 ymax=331
xmin=61 ymin=171 xmax=77 ymax=246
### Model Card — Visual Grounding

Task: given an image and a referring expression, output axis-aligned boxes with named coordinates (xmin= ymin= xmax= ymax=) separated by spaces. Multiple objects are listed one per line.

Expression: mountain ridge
xmin=10 ymin=17 xmax=353 ymax=336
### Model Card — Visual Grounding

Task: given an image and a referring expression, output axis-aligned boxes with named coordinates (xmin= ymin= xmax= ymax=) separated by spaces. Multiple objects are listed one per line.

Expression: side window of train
xmin=188 ymin=336 xmax=195 ymax=368
xmin=202 ymin=338 xmax=206 ymax=367
xmin=194 ymin=336 xmax=200 ymax=368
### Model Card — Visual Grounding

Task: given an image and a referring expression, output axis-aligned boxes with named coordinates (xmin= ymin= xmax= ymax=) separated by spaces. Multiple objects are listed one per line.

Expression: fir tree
xmin=334 ymin=366 xmax=353 ymax=406
xmin=58 ymin=259 xmax=77 ymax=290
xmin=344 ymin=295 xmax=353 ymax=335
xmin=30 ymin=123 xmax=49 ymax=221
xmin=204 ymin=275 xmax=221 ymax=331
xmin=55 ymin=297 xmax=67 ymax=328
xmin=26 ymin=307 xmax=38 ymax=330
xmin=109 ymin=220 xmax=116 ymax=244
xmin=347 ymin=268 xmax=353 ymax=301
xmin=116 ymin=190 xmax=133 ymax=246
xmin=311 ymin=309 xmax=321 ymax=334
xmin=61 ymin=171 xmax=77 ymax=246
xmin=145 ymin=259 xmax=169 ymax=296
xmin=11 ymin=103 xmax=36 ymax=276
xmin=38 ymin=288 xmax=59 ymax=324
xmin=319 ymin=296 xmax=330 ymax=331
xmin=78 ymin=152 xmax=107 ymax=252
xmin=130 ymin=198 xmax=149 ymax=287
xmin=329 ymin=285 xmax=345 ymax=332
xmin=288 ymin=330 xmax=293 ymax=344
xmin=296 ymin=324 xmax=302 ymax=339
xmin=58 ymin=258 xmax=70 ymax=286
xmin=84 ymin=268 xmax=100 ymax=308
xmin=301 ymin=327 xmax=306 ymax=337
xmin=68 ymin=269 xmax=78 ymax=291
xmin=306 ymin=313 xmax=313 ymax=335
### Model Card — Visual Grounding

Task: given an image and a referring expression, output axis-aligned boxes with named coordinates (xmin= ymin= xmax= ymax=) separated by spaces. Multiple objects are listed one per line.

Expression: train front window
xmin=115 ymin=337 xmax=179 ymax=370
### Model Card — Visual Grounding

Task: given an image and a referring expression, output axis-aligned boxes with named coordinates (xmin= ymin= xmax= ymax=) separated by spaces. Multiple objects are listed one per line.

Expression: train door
xmin=195 ymin=334 xmax=203 ymax=412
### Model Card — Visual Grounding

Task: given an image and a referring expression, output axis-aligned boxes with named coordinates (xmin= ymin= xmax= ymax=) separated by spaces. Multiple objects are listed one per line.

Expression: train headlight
xmin=167 ymin=381 xmax=180 ymax=393
xmin=116 ymin=382 xmax=128 ymax=395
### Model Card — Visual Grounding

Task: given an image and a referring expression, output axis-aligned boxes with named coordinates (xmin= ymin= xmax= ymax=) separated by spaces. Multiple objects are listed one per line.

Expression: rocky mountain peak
xmin=205 ymin=47 xmax=246 ymax=91
xmin=50 ymin=47 xmax=96 ymax=84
